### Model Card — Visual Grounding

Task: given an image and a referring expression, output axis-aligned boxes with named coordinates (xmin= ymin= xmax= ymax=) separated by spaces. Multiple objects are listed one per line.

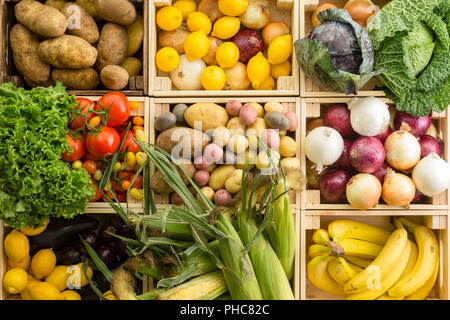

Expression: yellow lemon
xmin=29 ymin=282 xmax=65 ymax=300
xmin=45 ymin=265 xmax=69 ymax=292
xmin=67 ymin=263 xmax=93 ymax=288
xmin=247 ymin=52 xmax=270 ymax=89
xmin=216 ymin=42 xmax=239 ymax=69
xmin=2 ymin=268 xmax=28 ymax=294
xmin=186 ymin=11 xmax=212 ymax=34
xmin=102 ymin=290 xmax=117 ymax=300
xmin=156 ymin=47 xmax=180 ymax=72
xmin=184 ymin=30 xmax=210 ymax=61
xmin=212 ymin=16 xmax=240 ymax=39
xmin=218 ymin=0 xmax=248 ymax=16
xmin=173 ymin=0 xmax=197 ymax=20
xmin=4 ymin=229 xmax=29 ymax=262
xmin=201 ymin=66 xmax=226 ymax=90
xmin=8 ymin=254 xmax=30 ymax=271
xmin=254 ymin=74 xmax=275 ymax=90
xmin=268 ymin=34 xmax=292 ymax=65
xmin=20 ymin=219 xmax=49 ymax=236
xmin=271 ymin=60 xmax=292 ymax=79
xmin=20 ymin=275 xmax=39 ymax=300
xmin=31 ymin=249 xmax=56 ymax=279
xmin=156 ymin=6 xmax=183 ymax=31
xmin=62 ymin=290 xmax=81 ymax=300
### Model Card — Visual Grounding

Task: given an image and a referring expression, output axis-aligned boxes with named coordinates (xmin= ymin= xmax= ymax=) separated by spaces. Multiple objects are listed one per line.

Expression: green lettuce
xmin=367 ymin=0 xmax=450 ymax=116
xmin=0 ymin=82 xmax=94 ymax=229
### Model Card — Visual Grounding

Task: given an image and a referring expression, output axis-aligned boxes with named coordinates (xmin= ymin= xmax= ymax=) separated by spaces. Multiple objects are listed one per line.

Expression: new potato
xmin=96 ymin=23 xmax=128 ymax=72
xmin=52 ymin=68 xmax=100 ymax=89
xmin=61 ymin=3 xmax=100 ymax=44
xmin=226 ymin=117 xmax=246 ymax=136
xmin=209 ymin=165 xmax=236 ymax=190
xmin=184 ymin=103 xmax=229 ymax=132
xmin=94 ymin=0 xmax=137 ymax=25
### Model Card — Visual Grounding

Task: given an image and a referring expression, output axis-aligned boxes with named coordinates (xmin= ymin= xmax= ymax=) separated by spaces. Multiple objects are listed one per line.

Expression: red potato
xmin=232 ymin=29 xmax=264 ymax=63
xmin=195 ymin=155 xmax=212 ymax=170
xmin=214 ymin=188 xmax=232 ymax=205
xmin=239 ymin=104 xmax=257 ymax=125
xmin=194 ymin=170 xmax=210 ymax=186
xmin=226 ymin=100 xmax=243 ymax=116
xmin=203 ymin=144 xmax=224 ymax=164
xmin=284 ymin=112 xmax=298 ymax=132
xmin=261 ymin=129 xmax=280 ymax=150
xmin=171 ymin=192 xmax=184 ymax=205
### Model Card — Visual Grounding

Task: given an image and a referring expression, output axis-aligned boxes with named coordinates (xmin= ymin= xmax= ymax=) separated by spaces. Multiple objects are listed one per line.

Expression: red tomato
xmin=118 ymin=170 xmax=134 ymax=180
xmin=115 ymin=192 xmax=127 ymax=203
xmin=119 ymin=130 xmax=141 ymax=153
xmin=62 ymin=133 xmax=86 ymax=162
xmin=86 ymin=127 xmax=120 ymax=158
xmin=129 ymin=174 xmax=143 ymax=189
xmin=70 ymin=98 xmax=95 ymax=129
xmin=90 ymin=179 xmax=102 ymax=202
xmin=83 ymin=152 xmax=103 ymax=161
xmin=83 ymin=160 xmax=97 ymax=175
xmin=96 ymin=92 xmax=131 ymax=127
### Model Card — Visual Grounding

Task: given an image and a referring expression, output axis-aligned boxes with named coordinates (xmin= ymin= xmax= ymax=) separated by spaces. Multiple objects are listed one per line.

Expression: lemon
xmin=31 ymin=249 xmax=56 ymax=279
xmin=20 ymin=219 xmax=49 ymax=236
xmin=62 ymin=290 xmax=81 ymax=300
xmin=184 ymin=30 xmax=210 ymax=61
xmin=218 ymin=0 xmax=248 ymax=16
xmin=216 ymin=42 xmax=239 ymax=69
xmin=247 ymin=52 xmax=270 ymax=89
xmin=20 ymin=275 xmax=39 ymax=300
xmin=4 ymin=229 xmax=29 ymax=262
xmin=271 ymin=60 xmax=292 ymax=79
xmin=102 ymin=290 xmax=117 ymax=300
xmin=268 ymin=34 xmax=292 ymax=65
xmin=156 ymin=47 xmax=180 ymax=72
xmin=201 ymin=66 xmax=226 ymax=90
xmin=8 ymin=254 xmax=30 ymax=271
xmin=156 ymin=6 xmax=183 ymax=31
xmin=2 ymin=268 xmax=28 ymax=294
xmin=173 ymin=0 xmax=196 ymax=20
xmin=254 ymin=74 xmax=275 ymax=90
xmin=186 ymin=11 xmax=212 ymax=34
xmin=29 ymin=282 xmax=64 ymax=300
xmin=212 ymin=16 xmax=240 ymax=39
xmin=67 ymin=263 xmax=93 ymax=288
xmin=45 ymin=265 xmax=69 ymax=292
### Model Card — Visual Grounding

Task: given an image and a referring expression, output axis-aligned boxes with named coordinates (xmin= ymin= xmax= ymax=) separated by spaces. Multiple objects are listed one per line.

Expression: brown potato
xmin=75 ymin=0 xmax=101 ymax=20
xmin=45 ymin=0 xmax=66 ymax=9
xmin=94 ymin=0 xmax=136 ymax=26
xmin=15 ymin=0 xmax=67 ymax=37
xmin=150 ymin=162 xmax=196 ymax=194
xmin=126 ymin=13 xmax=143 ymax=56
xmin=9 ymin=24 xmax=51 ymax=86
xmin=158 ymin=26 xmax=190 ymax=55
xmin=100 ymin=65 xmax=129 ymax=90
xmin=52 ymin=68 xmax=100 ymax=90
xmin=120 ymin=57 xmax=142 ymax=77
xmin=156 ymin=127 xmax=210 ymax=158
xmin=96 ymin=23 xmax=128 ymax=72
xmin=197 ymin=0 xmax=223 ymax=23
xmin=38 ymin=35 xmax=98 ymax=69
xmin=61 ymin=3 xmax=100 ymax=44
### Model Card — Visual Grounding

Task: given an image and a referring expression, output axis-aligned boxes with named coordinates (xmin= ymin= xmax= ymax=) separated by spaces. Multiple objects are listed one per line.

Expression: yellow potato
xmin=235 ymin=150 xmax=257 ymax=170
xmin=227 ymin=135 xmax=249 ymax=154
xmin=120 ymin=57 xmax=142 ymax=77
xmin=211 ymin=126 xmax=231 ymax=147
xmin=197 ymin=186 xmax=215 ymax=207
xmin=226 ymin=117 xmax=246 ymax=136
xmin=280 ymin=157 xmax=300 ymax=170
xmin=126 ymin=13 xmax=144 ymax=56
xmin=209 ymin=165 xmax=236 ymax=190
xmin=247 ymin=117 xmax=267 ymax=149
xmin=245 ymin=102 xmax=264 ymax=117
xmin=264 ymin=101 xmax=284 ymax=113
xmin=279 ymin=136 xmax=297 ymax=157
xmin=61 ymin=3 xmax=99 ymax=44
xmin=184 ymin=103 xmax=229 ymax=132
xmin=45 ymin=0 xmax=66 ymax=9
xmin=257 ymin=151 xmax=280 ymax=170
xmin=225 ymin=169 xmax=243 ymax=194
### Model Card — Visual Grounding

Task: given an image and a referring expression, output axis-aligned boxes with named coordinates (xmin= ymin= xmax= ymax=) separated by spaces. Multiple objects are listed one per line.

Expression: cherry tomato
xmin=86 ymin=127 xmax=120 ymax=158
xmin=90 ymin=179 xmax=102 ymax=202
xmin=115 ymin=192 xmax=127 ymax=202
xmin=70 ymin=98 xmax=95 ymax=129
xmin=119 ymin=130 xmax=141 ymax=153
xmin=83 ymin=160 xmax=97 ymax=175
xmin=129 ymin=174 xmax=143 ymax=189
xmin=118 ymin=170 xmax=134 ymax=180
xmin=83 ymin=152 xmax=103 ymax=161
xmin=62 ymin=133 xmax=86 ymax=162
xmin=96 ymin=92 xmax=131 ymax=127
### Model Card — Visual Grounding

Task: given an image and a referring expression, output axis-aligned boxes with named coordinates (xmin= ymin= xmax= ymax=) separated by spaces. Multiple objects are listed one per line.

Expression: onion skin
xmin=372 ymin=162 xmax=389 ymax=184
xmin=239 ymin=0 xmax=271 ymax=30
xmin=411 ymin=189 xmax=423 ymax=204
xmin=384 ymin=130 xmax=421 ymax=171
xmin=381 ymin=168 xmax=415 ymax=208
xmin=394 ymin=111 xmax=431 ymax=138
xmin=224 ymin=62 xmax=251 ymax=90
xmin=344 ymin=0 xmax=378 ymax=27
xmin=323 ymin=104 xmax=355 ymax=138
xmin=232 ymin=29 xmax=264 ymax=63
xmin=262 ymin=21 xmax=290 ymax=45
xmin=349 ymin=137 xmax=385 ymax=173
xmin=346 ymin=173 xmax=381 ymax=210
xmin=374 ymin=126 xmax=392 ymax=143
xmin=419 ymin=135 xmax=443 ymax=158
xmin=319 ymin=169 xmax=352 ymax=203
xmin=334 ymin=139 xmax=352 ymax=169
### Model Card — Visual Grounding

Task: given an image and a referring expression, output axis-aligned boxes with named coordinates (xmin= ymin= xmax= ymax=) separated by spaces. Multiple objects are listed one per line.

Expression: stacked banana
xmin=307 ymin=218 xmax=439 ymax=300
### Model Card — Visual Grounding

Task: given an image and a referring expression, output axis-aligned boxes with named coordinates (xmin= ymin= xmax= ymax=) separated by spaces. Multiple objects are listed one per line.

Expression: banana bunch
xmin=306 ymin=218 xmax=439 ymax=300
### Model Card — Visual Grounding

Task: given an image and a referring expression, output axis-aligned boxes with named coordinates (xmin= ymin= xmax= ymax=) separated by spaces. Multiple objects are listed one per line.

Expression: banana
xmin=398 ymin=241 xmax=419 ymax=282
xmin=331 ymin=238 xmax=383 ymax=259
xmin=388 ymin=222 xmax=439 ymax=298
xmin=328 ymin=220 xmax=391 ymax=244
xmin=308 ymin=244 xmax=332 ymax=258
xmin=344 ymin=256 xmax=373 ymax=268
xmin=405 ymin=257 xmax=439 ymax=300
xmin=346 ymin=240 xmax=411 ymax=300
xmin=343 ymin=228 xmax=408 ymax=294
xmin=312 ymin=229 xmax=330 ymax=245
xmin=377 ymin=294 xmax=403 ymax=300
xmin=307 ymin=255 xmax=346 ymax=296
xmin=327 ymin=257 xmax=363 ymax=286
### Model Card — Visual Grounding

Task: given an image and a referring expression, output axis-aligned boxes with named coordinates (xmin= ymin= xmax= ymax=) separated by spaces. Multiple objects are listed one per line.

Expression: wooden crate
xmin=299 ymin=213 xmax=449 ymax=300
xmin=150 ymin=97 xmax=301 ymax=211
xmin=149 ymin=0 xmax=299 ymax=97
xmin=0 ymin=0 xmax=149 ymax=96
xmin=299 ymin=0 xmax=388 ymax=97
xmin=82 ymin=96 xmax=150 ymax=214
xmin=300 ymin=98 xmax=450 ymax=213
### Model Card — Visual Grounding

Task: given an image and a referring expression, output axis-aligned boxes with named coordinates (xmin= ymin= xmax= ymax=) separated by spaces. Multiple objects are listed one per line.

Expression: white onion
xmin=384 ymin=130 xmax=421 ymax=171
xmin=346 ymin=173 xmax=382 ymax=210
xmin=305 ymin=126 xmax=343 ymax=172
xmin=170 ymin=55 xmax=206 ymax=90
xmin=412 ymin=153 xmax=450 ymax=197
xmin=348 ymin=97 xmax=390 ymax=136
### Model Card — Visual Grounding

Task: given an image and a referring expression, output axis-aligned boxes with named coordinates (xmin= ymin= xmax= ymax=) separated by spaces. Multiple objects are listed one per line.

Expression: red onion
xmin=323 ymin=104 xmax=355 ymax=138
xmin=394 ymin=111 xmax=431 ymax=137
xmin=333 ymin=139 xmax=352 ymax=169
xmin=372 ymin=162 xmax=389 ymax=184
xmin=349 ymin=137 xmax=385 ymax=173
xmin=232 ymin=29 xmax=264 ymax=63
xmin=419 ymin=135 xmax=443 ymax=158
xmin=319 ymin=169 xmax=352 ymax=203
xmin=374 ymin=126 xmax=392 ymax=143
xmin=411 ymin=189 xmax=423 ymax=204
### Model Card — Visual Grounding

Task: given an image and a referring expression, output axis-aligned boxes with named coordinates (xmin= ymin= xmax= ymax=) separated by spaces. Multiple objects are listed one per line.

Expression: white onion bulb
xmin=384 ymin=130 xmax=421 ymax=171
xmin=412 ymin=153 xmax=450 ymax=197
xmin=305 ymin=126 xmax=343 ymax=172
xmin=348 ymin=97 xmax=390 ymax=136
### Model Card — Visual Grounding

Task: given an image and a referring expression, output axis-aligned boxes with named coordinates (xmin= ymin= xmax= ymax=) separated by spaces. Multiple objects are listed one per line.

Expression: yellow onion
xmin=346 ymin=173 xmax=381 ymax=210
xmin=382 ymin=168 xmax=415 ymax=208
xmin=384 ymin=130 xmax=421 ymax=171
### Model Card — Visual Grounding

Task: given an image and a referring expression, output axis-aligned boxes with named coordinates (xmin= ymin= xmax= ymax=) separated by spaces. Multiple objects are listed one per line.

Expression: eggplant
xmin=96 ymin=244 xmax=117 ymax=267
xmin=29 ymin=215 xmax=99 ymax=253
xmin=79 ymin=230 xmax=99 ymax=254
xmin=98 ymin=225 xmax=117 ymax=244
xmin=56 ymin=245 xmax=84 ymax=265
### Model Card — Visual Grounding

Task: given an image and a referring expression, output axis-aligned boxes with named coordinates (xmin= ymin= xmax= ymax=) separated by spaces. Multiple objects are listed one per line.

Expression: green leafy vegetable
xmin=0 ymin=82 xmax=94 ymax=229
